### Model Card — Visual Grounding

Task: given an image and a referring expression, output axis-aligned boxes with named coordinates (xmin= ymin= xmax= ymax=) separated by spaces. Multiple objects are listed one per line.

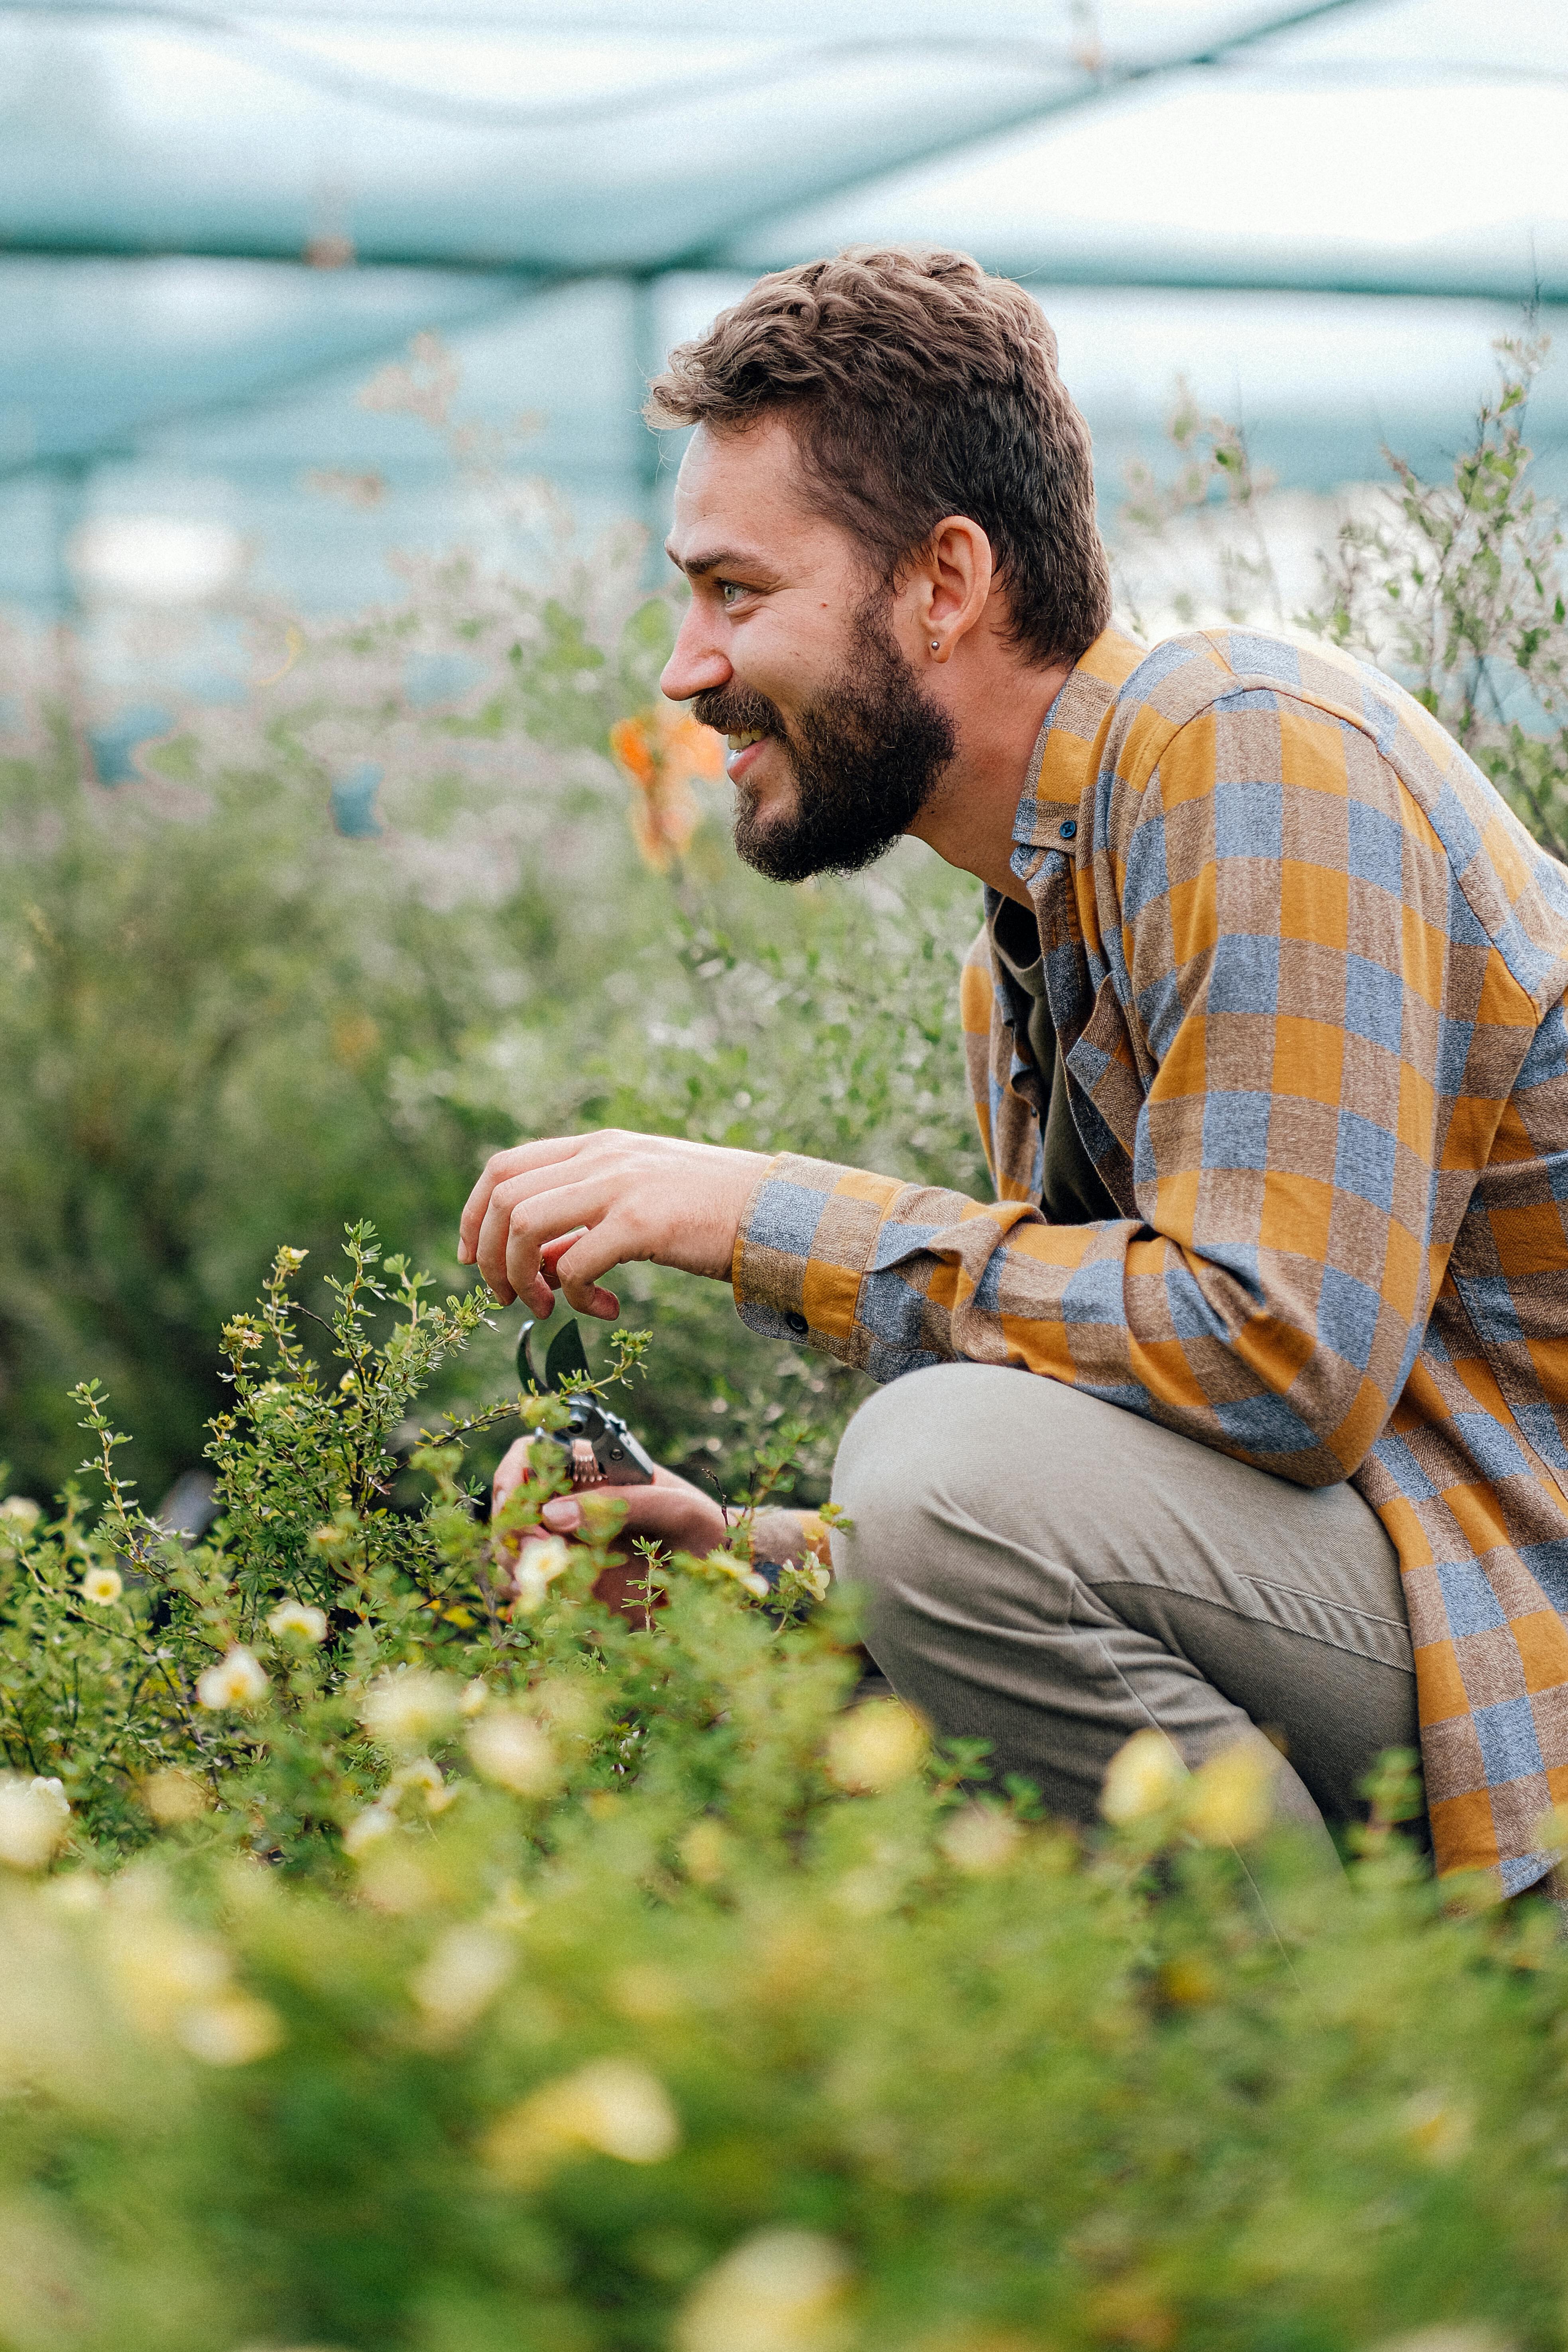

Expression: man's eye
xmin=719 ymin=582 xmax=748 ymax=608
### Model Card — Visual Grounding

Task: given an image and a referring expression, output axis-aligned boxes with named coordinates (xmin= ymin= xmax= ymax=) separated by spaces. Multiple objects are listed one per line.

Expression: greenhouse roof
xmin=6 ymin=0 xmax=1565 ymax=293
xmin=4 ymin=0 xmax=1566 ymax=617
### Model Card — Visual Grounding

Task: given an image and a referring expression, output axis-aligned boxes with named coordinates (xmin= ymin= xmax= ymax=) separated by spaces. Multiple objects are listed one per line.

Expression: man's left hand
xmin=457 ymin=1128 xmax=771 ymax=1317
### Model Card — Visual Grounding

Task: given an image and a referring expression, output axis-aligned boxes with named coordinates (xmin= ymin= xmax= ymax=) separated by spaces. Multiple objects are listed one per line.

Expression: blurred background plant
xmin=1 ymin=330 xmax=1563 ymax=1525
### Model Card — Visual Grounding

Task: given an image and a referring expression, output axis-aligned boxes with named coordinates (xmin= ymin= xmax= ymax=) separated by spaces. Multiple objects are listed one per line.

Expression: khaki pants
xmin=830 ymin=1363 xmax=1419 ymax=1844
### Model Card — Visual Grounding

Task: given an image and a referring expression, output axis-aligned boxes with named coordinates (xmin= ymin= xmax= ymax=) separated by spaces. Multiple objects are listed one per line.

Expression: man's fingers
xmin=458 ymin=1135 xmax=592 ymax=1264
xmin=476 ymin=1177 xmax=604 ymax=1306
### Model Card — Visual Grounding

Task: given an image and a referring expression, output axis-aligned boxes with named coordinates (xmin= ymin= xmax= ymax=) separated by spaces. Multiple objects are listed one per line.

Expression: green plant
xmin=5 ymin=1235 xmax=1568 ymax=2350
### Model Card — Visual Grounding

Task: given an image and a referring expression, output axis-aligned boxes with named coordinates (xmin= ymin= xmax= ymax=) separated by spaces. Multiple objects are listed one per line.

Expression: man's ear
xmin=912 ymin=517 xmax=995 ymax=662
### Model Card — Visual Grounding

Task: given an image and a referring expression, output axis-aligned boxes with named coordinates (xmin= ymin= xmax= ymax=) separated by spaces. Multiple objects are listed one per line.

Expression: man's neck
xmin=905 ymin=651 xmax=1073 ymax=907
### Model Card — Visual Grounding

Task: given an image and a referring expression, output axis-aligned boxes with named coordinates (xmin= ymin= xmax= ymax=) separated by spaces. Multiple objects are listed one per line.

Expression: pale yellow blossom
xmin=389 ymin=1756 xmax=456 ymax=1813
xmin=140 ymin=1769 xmax=209 ymax=1825
xmin=0 ymin=1494 xmax=41 ymax=1532
xmin=679 ymin=1819 xmax=730 ymax=1886
xmin=482 ymin=2058 xmax=679 ymax=2183
xmin=196 ymin=1646 xmax=270 ymax=1712
xmin=0 ymin=1775 xmax=70 ymax=1869
xmin=1100 ymin=1728 xmax=1188 ymax=1825
xmin=1184 ymin=1740 xmax=1278 ymax=1846
xmin=824 ymin=1700 xmax=927 ymax=1794
xmin=176 ymin=1991 xmax=284 ymax=2067
xmin=704 ymin=1548 xmax=769 ymax=1600
xmin=466 ymin=1709 xmax=559 ymax=1797
xmin=266 ymin=1598 xmax=328 ymax=1644
xmin=342 ymin=1804 xmax=398 ymax=1858
xmin=360 ymin=1669 xmax=459 ymax=1753
xmin=1401 ymin=2089 xmax=1475 ymax=2167
xmin=411 ymin=1924 xmax=512 ymax=2034
xmin=79 ymin=1565 xmax=122 ymax=1605
xmin=511 ymin=1535 xmax=573 ymax=1615
xmin=938 ymin=1806 xmax=1022 ymax=1876
xmin=458 ymin=1676 xmax=489 ymax=1718
xmin=675 ymin=2228 xmax=852 ymax=2352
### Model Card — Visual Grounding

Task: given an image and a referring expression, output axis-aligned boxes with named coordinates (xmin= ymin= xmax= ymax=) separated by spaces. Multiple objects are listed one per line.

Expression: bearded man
xmin=463 ymin=246 xmax=1568 ymax=1897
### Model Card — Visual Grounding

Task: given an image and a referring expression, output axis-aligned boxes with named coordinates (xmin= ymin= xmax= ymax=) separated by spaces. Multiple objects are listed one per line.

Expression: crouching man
xmin=465 ymin=248 xmax=1568 ymax=1899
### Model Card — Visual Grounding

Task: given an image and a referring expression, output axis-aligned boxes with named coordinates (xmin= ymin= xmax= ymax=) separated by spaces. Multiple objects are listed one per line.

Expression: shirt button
xmin=785 ymin=1311 xmax=809 ymax=1337
xmin=1059 ymin=819 xmax=1078 ymax=841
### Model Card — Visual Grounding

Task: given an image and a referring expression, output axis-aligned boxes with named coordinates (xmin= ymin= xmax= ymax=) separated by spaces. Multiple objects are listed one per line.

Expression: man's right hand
xmin=493 ymin=1434 xmax=732 ymax=1563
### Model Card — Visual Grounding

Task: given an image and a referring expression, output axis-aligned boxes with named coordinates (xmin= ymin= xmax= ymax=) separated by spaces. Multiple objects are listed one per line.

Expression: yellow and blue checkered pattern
xmin=734 ymin=624 xmax=1568 ymax=1894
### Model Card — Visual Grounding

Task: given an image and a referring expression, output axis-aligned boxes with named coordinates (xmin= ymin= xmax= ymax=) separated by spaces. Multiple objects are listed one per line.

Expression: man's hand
xmin=458 ymin=1129 xmax=771 ymax=1318
xmin=494 ymin=1434 xmax=731 ymax=1568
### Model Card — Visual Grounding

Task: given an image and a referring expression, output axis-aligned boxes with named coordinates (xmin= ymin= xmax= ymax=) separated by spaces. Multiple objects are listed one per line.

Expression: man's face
xmin=661 ymin=419 xmax=955 ymax=881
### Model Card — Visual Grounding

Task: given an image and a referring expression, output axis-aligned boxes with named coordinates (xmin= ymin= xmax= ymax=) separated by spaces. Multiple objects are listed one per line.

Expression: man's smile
xmin=724 ymin=731 xmax=774 ymax=783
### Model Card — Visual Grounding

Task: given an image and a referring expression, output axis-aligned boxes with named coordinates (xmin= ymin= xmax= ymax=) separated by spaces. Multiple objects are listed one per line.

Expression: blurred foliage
xmin=2 ymin=1239 xmax=1568 ymax=2351
xmin=0 ymin=528 xmax=982 ymax=1506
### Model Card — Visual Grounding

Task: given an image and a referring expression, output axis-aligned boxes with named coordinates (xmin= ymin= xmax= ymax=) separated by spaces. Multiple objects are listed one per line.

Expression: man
xmin=464 ymin=248 xmax=1568 ymax=1897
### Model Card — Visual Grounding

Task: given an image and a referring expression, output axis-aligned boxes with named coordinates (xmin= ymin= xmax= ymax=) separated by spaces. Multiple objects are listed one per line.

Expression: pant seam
xmin=1092 ymin=1577 xmax=1415 ymax=1674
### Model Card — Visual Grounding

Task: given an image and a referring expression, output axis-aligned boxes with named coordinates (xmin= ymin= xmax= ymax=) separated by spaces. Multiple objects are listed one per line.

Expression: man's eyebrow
xmin=663 ymin=544 xmax=766 ymax=580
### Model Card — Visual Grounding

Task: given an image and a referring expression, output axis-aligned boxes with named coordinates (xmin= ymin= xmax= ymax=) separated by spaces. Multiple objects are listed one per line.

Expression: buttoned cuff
xmin=731 ymin=1153 xmax=904 ymax=1367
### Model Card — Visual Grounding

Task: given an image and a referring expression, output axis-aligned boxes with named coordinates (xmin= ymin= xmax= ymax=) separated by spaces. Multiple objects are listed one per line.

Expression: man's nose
xmin=660 ymin=604 xmax=730 ymax=702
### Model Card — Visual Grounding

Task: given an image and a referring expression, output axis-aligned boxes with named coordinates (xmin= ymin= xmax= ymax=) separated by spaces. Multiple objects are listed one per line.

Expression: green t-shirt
xmin=988 ymin=897 xmax=1118 ymax=1226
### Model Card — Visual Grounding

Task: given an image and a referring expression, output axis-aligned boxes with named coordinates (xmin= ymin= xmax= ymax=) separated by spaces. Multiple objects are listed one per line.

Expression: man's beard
xmin=692 ymin=602 xmax=956 ymax=884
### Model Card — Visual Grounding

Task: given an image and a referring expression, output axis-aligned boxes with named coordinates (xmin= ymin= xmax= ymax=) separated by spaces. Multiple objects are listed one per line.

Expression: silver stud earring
xmin=929 ymin=638 xmax=941 ymax=652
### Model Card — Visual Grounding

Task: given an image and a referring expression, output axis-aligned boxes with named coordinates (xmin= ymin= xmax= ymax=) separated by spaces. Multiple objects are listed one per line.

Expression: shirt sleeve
xmin=731 ymin=693 xmax=1532 ymax=1487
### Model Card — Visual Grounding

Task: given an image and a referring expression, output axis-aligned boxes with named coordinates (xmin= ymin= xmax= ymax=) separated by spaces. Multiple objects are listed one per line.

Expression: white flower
xmin=511 ymin=1535 xmax=573 ymax=1615
xmin=80 ymin=1565 xmax=123 ymax=1605
xmin=675 ymin=2229 xmax=852 ymax=2352
xmin=0 ymin=1774 xmax=71 ymax=1869
xmin=0 ymin=1495 xmax=41 ymax=1531
xmin=195 ymin=1646 xmax=270 ymax=1712
xmin=360 ymin=1669 xmax=460 ymax=1753
xmin=458 ymin=1676 xmax=489 ymax=1718
xmin=1100 ymin=1727 xmax=1188 ymax=1824
xmin=483 ymin=2059 xmax=680 ymax=2183
xmin=466 ymin=1709 xmax=558 ymax=1797
xmin=266 ymin=1597 xmax=328 ymax=1644
xmin=140 ymin=1769 xmax=208 ymax=1826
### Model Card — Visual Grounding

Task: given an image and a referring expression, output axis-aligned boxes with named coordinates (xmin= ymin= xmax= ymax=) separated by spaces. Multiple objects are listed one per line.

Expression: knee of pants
xmin=829 ymin=1362 xmax=1054 ymax=1617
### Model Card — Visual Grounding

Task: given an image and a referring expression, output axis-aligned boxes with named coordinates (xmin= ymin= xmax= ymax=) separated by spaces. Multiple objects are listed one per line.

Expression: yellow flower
xmin=824 ymin=1699 xmax=927 ymax=1793
xmin=466 ymin=1708 xmax=559 ymax=1797
xmin=0 ymin=1775 xmax=70 ymax=1869
xmin=1184 ymin=1741 xmax=1278 ymax=1846
xmin=195 ymin=1646 xmax=270 ymax=1712
xmin=360 ymin=1669 xmax=459 ymax=1752
xmin=80 ymin=1565 xmax=123 ymax=1605
xmin=608 ymin=704 xmax=720 ymax=873
xmin=1100 ymin=1729 xmax=1188 ymax=1825
xmin=675 ymin=2229 xmax=852 ymax=2352
xmin=482 ymin=2058 xmax=680 ymax=2183
xmin=266 ymin=1597 xmax=328 ymax=1644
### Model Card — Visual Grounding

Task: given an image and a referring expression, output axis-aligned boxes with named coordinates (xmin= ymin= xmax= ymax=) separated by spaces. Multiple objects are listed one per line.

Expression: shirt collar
xmin=1010 ymin=626 xmax=1147 ymax=853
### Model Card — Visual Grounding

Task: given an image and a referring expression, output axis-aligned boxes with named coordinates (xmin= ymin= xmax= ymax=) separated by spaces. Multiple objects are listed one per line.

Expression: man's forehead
xmin=665 ymin=417 xmax=818 ymax=570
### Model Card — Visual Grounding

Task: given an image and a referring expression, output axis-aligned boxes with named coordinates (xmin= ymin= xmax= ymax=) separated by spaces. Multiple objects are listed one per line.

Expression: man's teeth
xmin=726 ymin=730 xmax=766 ymax=751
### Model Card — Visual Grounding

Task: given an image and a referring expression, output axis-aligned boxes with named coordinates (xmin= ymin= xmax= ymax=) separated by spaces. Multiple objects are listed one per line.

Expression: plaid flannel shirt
xmin=732 ymin=623 xmax=1568 ymax=1894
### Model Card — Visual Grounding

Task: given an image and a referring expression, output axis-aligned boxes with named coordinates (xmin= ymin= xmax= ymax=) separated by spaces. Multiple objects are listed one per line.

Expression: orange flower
xmin=609 ymin=705 xmax=722 ymax=872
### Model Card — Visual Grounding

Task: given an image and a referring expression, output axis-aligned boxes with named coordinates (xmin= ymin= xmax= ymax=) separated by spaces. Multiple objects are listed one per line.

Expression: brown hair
xmin=645 ymin=247 xmax=1112 ymax=669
